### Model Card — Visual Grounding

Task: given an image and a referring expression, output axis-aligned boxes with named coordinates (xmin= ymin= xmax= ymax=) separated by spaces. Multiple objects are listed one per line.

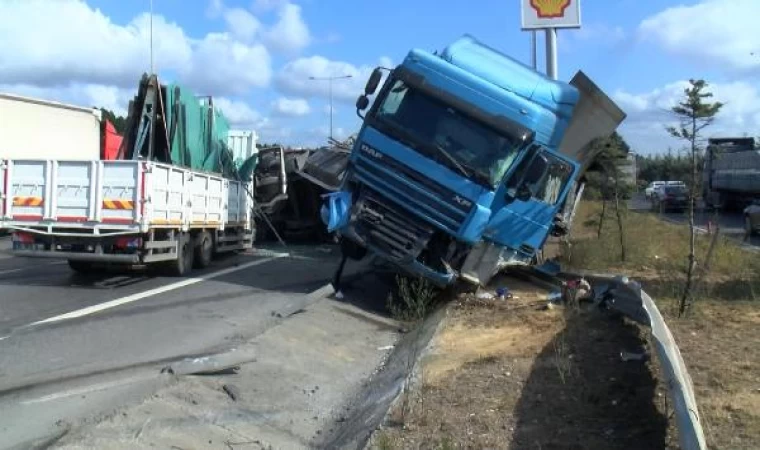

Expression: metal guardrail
xmin=527 ymin=267 xmax=707 ymax=450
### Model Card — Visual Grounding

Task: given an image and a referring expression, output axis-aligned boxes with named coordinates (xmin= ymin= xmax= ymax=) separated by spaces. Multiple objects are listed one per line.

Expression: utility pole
xmin=545 ymin=28 xmax=558 ymax=80
xmin=149 ymin=0 xmax=154 ymax=74
xmin=308 ymin=74 xmax=353 ymax=141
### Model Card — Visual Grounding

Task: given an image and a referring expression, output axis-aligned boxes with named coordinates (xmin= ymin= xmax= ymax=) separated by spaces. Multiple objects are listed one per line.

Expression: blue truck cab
xmin=323 ymin=35 xmax=625 ymax=288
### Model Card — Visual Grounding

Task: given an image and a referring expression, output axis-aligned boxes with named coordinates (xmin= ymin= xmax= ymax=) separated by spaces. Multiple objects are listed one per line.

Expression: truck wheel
xmin=168 ymin=233 xmax=194 ymax=276
xmin=194 ymin=231 xmax=213 ymax=269
xmin=68 ymin=260 xmax=94 ymax=274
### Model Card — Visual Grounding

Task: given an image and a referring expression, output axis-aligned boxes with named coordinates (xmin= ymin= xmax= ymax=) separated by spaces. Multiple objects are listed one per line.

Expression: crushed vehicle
xmin=316 ymin=34 xmax=627 ymax=289
xmin=0 ymin=74 xmax=270 ymax=275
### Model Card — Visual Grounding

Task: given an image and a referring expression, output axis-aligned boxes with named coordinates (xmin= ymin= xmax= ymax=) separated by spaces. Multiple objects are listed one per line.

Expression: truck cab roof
xmin=439 ymin=35 xmax=579 ymax=122
xmin=399 ymin=35 xmax=580 ymax=149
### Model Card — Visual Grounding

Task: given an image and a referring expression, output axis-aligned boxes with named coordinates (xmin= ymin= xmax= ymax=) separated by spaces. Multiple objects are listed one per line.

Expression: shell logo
xmin=530 ymin=0 xmax=572 ymax=18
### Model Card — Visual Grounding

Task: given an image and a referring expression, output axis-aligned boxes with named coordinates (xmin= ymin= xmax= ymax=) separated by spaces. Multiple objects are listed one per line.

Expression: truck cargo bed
xmin=1 ymin=159 xmax=252 ymax=235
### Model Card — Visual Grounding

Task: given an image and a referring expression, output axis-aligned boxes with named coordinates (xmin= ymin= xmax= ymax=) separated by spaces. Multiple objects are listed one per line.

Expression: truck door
xmin=486 ymin=145 xmax=575 ymax=255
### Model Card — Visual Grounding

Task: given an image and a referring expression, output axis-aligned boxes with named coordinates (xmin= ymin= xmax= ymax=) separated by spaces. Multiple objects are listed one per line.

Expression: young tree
xmin=588 ymin=134 xmax=630 ymax=260
xmin=666 ymin=79 xmax=723 ymax=316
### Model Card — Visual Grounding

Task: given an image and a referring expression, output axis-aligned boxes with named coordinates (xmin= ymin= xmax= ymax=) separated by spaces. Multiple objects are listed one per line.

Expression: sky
xmin=1 ymin=0 xmax=759 ymax=154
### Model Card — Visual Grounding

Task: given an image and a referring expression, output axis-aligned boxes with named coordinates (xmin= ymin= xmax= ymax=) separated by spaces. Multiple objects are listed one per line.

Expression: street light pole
xmin=308 ymin=74 xmax=353 ymax=141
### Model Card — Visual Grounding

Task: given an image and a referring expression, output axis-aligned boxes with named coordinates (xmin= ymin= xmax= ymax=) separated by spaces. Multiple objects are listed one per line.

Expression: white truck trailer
xmin=0 ymin=158 xmax=253 ymax=275
xmin=0 ymin=93 xmax=102 ymax=161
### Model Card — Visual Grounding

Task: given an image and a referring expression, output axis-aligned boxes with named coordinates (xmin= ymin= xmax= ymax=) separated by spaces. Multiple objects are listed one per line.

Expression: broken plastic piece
xmin=620 ymin=351 xmax=649 ymax=362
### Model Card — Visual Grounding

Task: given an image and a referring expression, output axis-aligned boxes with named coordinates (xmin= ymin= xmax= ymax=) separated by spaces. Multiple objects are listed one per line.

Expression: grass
xmin=564 ymin=201 xmax=760 ymax=304
xmin=386 ymin=274 xmax=439 ymax=323
xmin=563 ymin=200 xmax=760 ymax=448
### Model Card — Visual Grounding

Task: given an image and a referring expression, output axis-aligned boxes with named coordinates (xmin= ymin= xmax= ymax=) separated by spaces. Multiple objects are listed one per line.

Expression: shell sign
xmin=521 ymin=0 xmax=581 ymax=29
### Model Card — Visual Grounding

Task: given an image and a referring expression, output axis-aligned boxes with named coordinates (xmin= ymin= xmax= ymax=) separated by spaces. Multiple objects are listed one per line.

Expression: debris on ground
xmin=222 ymin=384 xmax=240 ymax=401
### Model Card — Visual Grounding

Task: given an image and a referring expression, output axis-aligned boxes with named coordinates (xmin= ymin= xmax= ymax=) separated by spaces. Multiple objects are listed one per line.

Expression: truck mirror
xmin=356 ymin=95 xmax=370 ymax=111
xmin=365 ymin=68 xmax=383 ymax=95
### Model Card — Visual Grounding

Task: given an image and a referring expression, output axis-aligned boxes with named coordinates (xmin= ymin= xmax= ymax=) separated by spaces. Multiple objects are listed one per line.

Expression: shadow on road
xmin=511 ymin=308 xmax=668 ymax=449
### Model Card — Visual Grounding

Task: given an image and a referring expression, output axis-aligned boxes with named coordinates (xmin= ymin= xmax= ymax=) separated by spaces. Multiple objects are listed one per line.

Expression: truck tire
xmin=168 ymin=233 xmax=194 ymax=277
xmin=68 ymin=260 xmax=94 ymax=274
xmin=194 ymin=231 xmax=213 ymax=269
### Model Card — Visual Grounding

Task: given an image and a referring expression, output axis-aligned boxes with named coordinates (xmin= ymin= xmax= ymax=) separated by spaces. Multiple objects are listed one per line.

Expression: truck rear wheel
xmin=167 ymin=233 xmax=194 ymax=276
xmin=194 ymin=231 xmax=213 ymax=269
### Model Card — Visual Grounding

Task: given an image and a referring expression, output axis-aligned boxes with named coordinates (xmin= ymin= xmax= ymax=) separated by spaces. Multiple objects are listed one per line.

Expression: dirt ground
xmin=367 ymin=200 xmax=760 ymax=449
xmin=370 ymin=275 xmax=669 ymax=450
xmin=660 ymin=301 xmax=760 ymax=449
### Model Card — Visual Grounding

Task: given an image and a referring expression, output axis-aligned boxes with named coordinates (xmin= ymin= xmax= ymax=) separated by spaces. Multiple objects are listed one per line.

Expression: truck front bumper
xmin=341 ymin=226 xmax=456 ymax=287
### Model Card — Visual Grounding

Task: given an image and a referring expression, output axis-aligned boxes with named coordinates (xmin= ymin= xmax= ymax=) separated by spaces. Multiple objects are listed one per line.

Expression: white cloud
xmin=263 ymin=3 xmax=311 ymax=54
xmin=224 ymin=7 xmax=261 ymax=41
xmin=638 ymin=0 xmax=760 ymax=73
xmin=214 ymin=97 xmax=261 ymax=126
xmin=323 ymin=104 xmax=338 ymax=115
xmin=614 ymin=80 xmax=760 ymax=153
xmin=0 ymin=83 xmax=134 ymax=117
xmin=276 ymin=56 xmax=392 ymax=102
xmin=181 ymin=33 xmax=271 ymax=95
xmin=271 ymin=97 xmax=310 ymax=116
xmin=0 ymin=0 xmax=271 ymax=97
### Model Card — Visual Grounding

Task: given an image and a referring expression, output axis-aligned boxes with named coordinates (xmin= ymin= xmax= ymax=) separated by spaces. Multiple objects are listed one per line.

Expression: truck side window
xmin=528 ymin=154 xmax=573 ymax=205
xmin=378 ymin=80 xmax=407 ymax=115
xmin=505 ymin=148 xmax=572 ymax=205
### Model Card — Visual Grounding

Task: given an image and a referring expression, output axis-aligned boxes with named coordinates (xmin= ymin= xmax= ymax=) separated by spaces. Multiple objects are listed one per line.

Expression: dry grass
xmin=566 ymin=200 xmax=760 ymax=448
xmin=370 ymin=276 xmax=666 ymax=450
xmin=565 ymin=201 xmax=760 ymax=303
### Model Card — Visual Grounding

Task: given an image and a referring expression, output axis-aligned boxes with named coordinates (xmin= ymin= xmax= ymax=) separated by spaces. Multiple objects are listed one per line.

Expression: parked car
xmin=645 ymin=181 xmax=666 ymax=199
xmin=744 ymin=200 xmax=760 ymax=237
xmin=652 ymin=185 xmax=691 ymax=212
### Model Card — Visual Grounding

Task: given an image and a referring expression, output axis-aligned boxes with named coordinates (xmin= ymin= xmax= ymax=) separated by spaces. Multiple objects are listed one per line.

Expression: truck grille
xmin=354 ymin=190 xmax=434 ymax=261
xmin=353 ymin=152 xmax=473 ymax=233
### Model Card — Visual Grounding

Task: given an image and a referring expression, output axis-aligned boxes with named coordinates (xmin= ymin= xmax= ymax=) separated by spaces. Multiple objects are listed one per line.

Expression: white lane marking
xmin=29 ymin=253 xmax=290 ymax=326
xmin=21 ymin=374 xmax=155 ymax=405
xmin=0 ymin=335 xmax=9 ymax=342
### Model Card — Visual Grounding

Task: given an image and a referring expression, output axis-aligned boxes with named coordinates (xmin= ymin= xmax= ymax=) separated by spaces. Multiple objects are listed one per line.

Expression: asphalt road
xmin=0 ymin=241 xmax=351 ymax=390
xmin=0 ymin=238 xmax=394 ymax=447
xmin=629 ymin=193 xmax=760 ymax=249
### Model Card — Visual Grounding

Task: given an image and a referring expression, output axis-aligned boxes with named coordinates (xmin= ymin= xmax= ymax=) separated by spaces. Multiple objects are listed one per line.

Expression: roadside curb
xmin=317 ymin=297 xmax=451 ymax=449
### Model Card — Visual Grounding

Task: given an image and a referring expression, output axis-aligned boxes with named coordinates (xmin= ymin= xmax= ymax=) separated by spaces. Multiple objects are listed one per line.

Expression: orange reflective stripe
xmin=102 ymin=199 xmax=135 ymax=210
xmin=13 ymin=196 xmax=44 ymax=207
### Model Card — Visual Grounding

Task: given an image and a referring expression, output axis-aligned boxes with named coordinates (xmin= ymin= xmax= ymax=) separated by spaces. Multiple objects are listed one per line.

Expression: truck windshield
xmin=371 ymin=79 xmax=525 ymax=188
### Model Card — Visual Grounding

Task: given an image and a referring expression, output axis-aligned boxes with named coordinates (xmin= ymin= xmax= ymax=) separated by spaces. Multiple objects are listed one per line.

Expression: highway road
xmin=0 ymin=238 xmax=398 ymax=448
xmin=629 ymin=193 xmax=760 ymax=249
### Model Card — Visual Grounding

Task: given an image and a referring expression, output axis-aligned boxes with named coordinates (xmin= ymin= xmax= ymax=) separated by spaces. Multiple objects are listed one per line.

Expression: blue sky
xmin=1 ymin=0 xmax=759 ymax=154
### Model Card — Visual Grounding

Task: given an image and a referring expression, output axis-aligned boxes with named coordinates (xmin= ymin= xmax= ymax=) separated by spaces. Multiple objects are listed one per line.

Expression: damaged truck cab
xmin=322 ymin=35 xmax=625 ymax=288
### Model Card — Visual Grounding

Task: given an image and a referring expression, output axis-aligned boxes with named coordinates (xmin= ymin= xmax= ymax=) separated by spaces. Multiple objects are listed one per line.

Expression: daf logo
xmin=360 ymin=143 xmax=383 ymax=159
xmin=453 ymin=195 xmax=472 ymax=208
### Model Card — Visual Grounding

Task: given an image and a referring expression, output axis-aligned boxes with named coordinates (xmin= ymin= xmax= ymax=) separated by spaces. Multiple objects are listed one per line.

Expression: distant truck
xmin=0 ymin=75 xmax=261 ymax=275
xmin=702 ymin=137 xmax=760 ymax=211
xmin=319 ymin=35 xmax=626 ymax=288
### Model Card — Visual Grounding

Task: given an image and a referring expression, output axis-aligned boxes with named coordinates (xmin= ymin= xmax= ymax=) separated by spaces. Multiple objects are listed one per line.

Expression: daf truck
xmin=320 ymin=35 xmax=626 ymax=288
